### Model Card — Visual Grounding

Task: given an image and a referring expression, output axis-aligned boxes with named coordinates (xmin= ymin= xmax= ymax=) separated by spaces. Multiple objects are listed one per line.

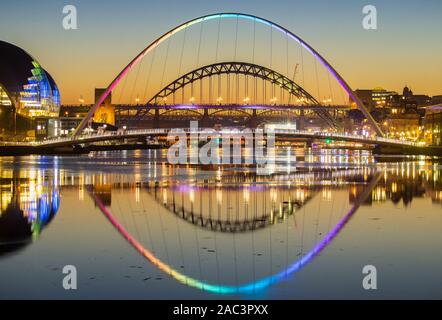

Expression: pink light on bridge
xmin=73 ymin=13 xmax=384 ymax=137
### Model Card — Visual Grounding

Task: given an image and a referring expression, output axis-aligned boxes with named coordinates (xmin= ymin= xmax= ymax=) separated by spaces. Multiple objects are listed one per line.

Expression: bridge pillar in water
xmin=298 ymin=110 xmax=305 ymax=130
xmin=153 ymin=109 xmax=160 ymax=128
xmin=248 ymin=109 xmax=258 ymax=129
xmin=201 ymin=109 xmax=211 ymax=127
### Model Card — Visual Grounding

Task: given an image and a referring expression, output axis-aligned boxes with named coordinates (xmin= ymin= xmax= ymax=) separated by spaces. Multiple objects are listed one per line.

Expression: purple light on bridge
xmin=174 ymin=104 xmax=199 ymax=109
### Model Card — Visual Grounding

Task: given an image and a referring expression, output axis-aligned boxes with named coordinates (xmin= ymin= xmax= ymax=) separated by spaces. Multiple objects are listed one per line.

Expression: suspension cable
xmin=270 ymin=25 xmax=274 ymax=102
xmin=300 ymin=45 xmax=305 ymax=90
xmin=177 ymin=27 xmax=188 ymax=104
xmin=215 ymin=19 xmax=222 ymax=105
xmin=117 ymin=66 xmax=129 ymax=105
xmin=314 ymin=59 xmax=321 ymax=104
xmin=159 ymin=38 xmax=172 ymax=103
xmin=326 ymin=72 xmax=334 ymax=108
xmin=234 ymin=16 xmax=239 ymax=61
xmin=196 ymin=20 xmax=204 ymax=67
xmin=285 ymin=32 xmax=289 ymax=105
xmin=129 ymin=57 xmax=143 ymax=105
xmin=142 ymin=49 xmax=156 ymax=104
xmin=252 ymin=19 xmax=256 ymax=104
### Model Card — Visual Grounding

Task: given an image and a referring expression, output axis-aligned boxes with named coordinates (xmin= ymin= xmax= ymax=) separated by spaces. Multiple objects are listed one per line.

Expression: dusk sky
xmin=1 ymin=0 xmax=441 ymax=104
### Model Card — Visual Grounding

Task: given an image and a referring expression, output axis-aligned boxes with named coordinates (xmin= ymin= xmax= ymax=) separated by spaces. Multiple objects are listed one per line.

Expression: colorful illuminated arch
xmin=74 ymin=13 xmax=384 ymax=136
xmin=89 ymin=173 xmax=381 ymax=295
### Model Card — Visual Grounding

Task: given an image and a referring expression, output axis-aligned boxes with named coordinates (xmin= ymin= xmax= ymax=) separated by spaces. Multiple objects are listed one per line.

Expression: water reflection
xmin=0 ymin=151 xmax=441 ymax=297
xmin=86 ymin=164 xmax=440 ymax=294
xmin=0 ymin=172 xmax=60 ymax=256
xmin=90 ymin=171 xmax=383 ymax=294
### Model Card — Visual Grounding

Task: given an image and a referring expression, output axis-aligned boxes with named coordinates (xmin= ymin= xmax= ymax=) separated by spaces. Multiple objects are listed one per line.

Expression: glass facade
xmin=0 ymin=41 xmax=61 ymax=120
xmin=425 ymin=111 xmax=442 ymax=146
xmin=18 ymin=61 xmax=60 ymax=117
xmin=371 ymin=87 xmax=397 ymax=105
xmin=0 ymin=84 xmax=12 ymax=107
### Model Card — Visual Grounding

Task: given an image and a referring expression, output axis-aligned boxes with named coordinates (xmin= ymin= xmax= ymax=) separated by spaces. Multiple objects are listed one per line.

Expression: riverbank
xmin=0 ymin=143 xmax=166 ymax=156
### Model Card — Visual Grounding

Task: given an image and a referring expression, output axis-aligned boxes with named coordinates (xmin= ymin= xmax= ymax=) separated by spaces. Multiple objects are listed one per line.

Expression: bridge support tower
xmin=298 ymin=110 xmax=306 ymax=130
xmin=201 ymin=109 xmax=211 ymax=127
xmin=248 ymin=109 xmax=258 ymax=129
xmin=154 ymin=109 xmax=160 ymax=128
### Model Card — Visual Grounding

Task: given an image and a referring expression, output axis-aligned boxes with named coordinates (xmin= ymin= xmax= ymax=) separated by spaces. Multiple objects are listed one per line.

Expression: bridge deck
xmin=115 ymin=104 xmax=351 ymax=111
xmin=0 ymin=128 xmax=421 ymax=149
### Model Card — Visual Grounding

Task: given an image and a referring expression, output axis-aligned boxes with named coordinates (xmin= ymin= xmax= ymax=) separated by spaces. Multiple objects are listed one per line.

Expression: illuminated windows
xmin=0 ymin=41 xmax=60 ymax=119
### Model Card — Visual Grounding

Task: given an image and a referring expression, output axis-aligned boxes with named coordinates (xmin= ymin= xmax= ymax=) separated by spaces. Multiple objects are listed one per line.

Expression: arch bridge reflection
xmin=88 ymin=164 xmax=442 ymax=233
xmin=91 ymin=168 xmax=380 ymax=233
xmin=148 ymin=184 xmax=315 ymax=233
xmin=87 ymin=163 xmax=441 ymax=294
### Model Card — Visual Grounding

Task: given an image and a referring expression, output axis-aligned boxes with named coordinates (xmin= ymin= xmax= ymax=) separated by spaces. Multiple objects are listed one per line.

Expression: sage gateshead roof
xmin=0 ymin=40 xmax=60 ymax=118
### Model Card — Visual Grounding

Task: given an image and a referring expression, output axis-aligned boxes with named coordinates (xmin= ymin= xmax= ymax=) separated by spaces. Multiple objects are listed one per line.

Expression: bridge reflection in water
xmin=147 ymin=183 xmax=316 ymax=233
xmin=86 ymin=163 xmax=441 ymax=294
xmin=0 ymin=155 xmax=441 ymax=294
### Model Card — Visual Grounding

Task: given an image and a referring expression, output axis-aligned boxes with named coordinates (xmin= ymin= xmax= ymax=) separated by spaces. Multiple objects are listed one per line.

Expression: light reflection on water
xmin=0 ymin=149 xmax=441 ymax=299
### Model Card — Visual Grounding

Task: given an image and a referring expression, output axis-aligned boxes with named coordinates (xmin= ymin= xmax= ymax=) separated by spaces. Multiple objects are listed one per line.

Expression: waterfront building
xmin=0 ymin=41 xmax=61 ymax=139
xmin=35 ymin=88 xmax=116 ymax=139
xmin=383 ymin=111 xmax=422 ymax=140
xmin=431 ymin=95 xmax=442 ymax=105
xmin=352 ymin=86 xmax=431 ymax=114
xmin=0 ymin=41 xmax=60 ymax=119
xmin=93 ymin=88 xmax=115 ymax=126
xmin=34 ymin=117 xmax=83 ymax=139
xmin=388 ymin=87 xmax=431 ymax=114
xmin=424 ymin=110 xmax=442 ymax=146
xmin=60 ymin=105 xmax=90 ymax=118
xmin=351 ymin=87 xmax=398 ymax=111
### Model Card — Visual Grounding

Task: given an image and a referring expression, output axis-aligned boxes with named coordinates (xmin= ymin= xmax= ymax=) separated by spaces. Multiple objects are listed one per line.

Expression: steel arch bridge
xmin=147 ymin=184 xmax=315 ymax=233
xmin=116 ymin=103 xmax=347 ymax=130
xmin=143 ymin=61 xmax=338 ymax=129
xmin=74 ymin=12 xmax=384 ymax=137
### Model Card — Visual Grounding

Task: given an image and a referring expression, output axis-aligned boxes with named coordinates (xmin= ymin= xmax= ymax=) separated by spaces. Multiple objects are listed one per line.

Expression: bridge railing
xmin=1 ymin=128 xmax=421 ymax=148
xmin=265 ymin=129 xmax=420 ymax=147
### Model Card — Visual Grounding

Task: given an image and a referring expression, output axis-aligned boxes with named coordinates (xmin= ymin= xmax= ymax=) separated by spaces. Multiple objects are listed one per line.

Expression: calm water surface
xmin=0 ymin=149 xmax=441 ymax=299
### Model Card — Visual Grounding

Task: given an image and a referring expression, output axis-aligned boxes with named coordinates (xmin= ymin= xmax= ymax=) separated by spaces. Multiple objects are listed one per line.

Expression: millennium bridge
xmin=0 ymin=128 xmax=421 ymax=148
xmin=1 ymin=13 xmax=439 ymax=156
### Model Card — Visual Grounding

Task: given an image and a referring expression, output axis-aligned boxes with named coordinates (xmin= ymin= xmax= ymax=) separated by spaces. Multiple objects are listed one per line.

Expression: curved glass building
xmin=0 ymin=40 xmax=60 ymax=118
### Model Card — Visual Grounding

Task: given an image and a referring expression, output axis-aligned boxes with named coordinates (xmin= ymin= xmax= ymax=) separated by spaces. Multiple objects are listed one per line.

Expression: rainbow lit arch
xmin=74 ymin=13 xmax=384 ymax=136
xmin=89 ymin=173 xmax=381 ymax=295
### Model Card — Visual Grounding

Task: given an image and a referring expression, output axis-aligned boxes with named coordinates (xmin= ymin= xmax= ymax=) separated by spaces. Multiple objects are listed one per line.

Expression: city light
xmin=0 ymin=6 xmax=442 ymax=306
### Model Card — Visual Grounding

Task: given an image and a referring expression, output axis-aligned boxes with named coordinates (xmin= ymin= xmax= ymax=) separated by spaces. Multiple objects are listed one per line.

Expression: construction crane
xmin=292 ymin=63 xmax=299 ymax=82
